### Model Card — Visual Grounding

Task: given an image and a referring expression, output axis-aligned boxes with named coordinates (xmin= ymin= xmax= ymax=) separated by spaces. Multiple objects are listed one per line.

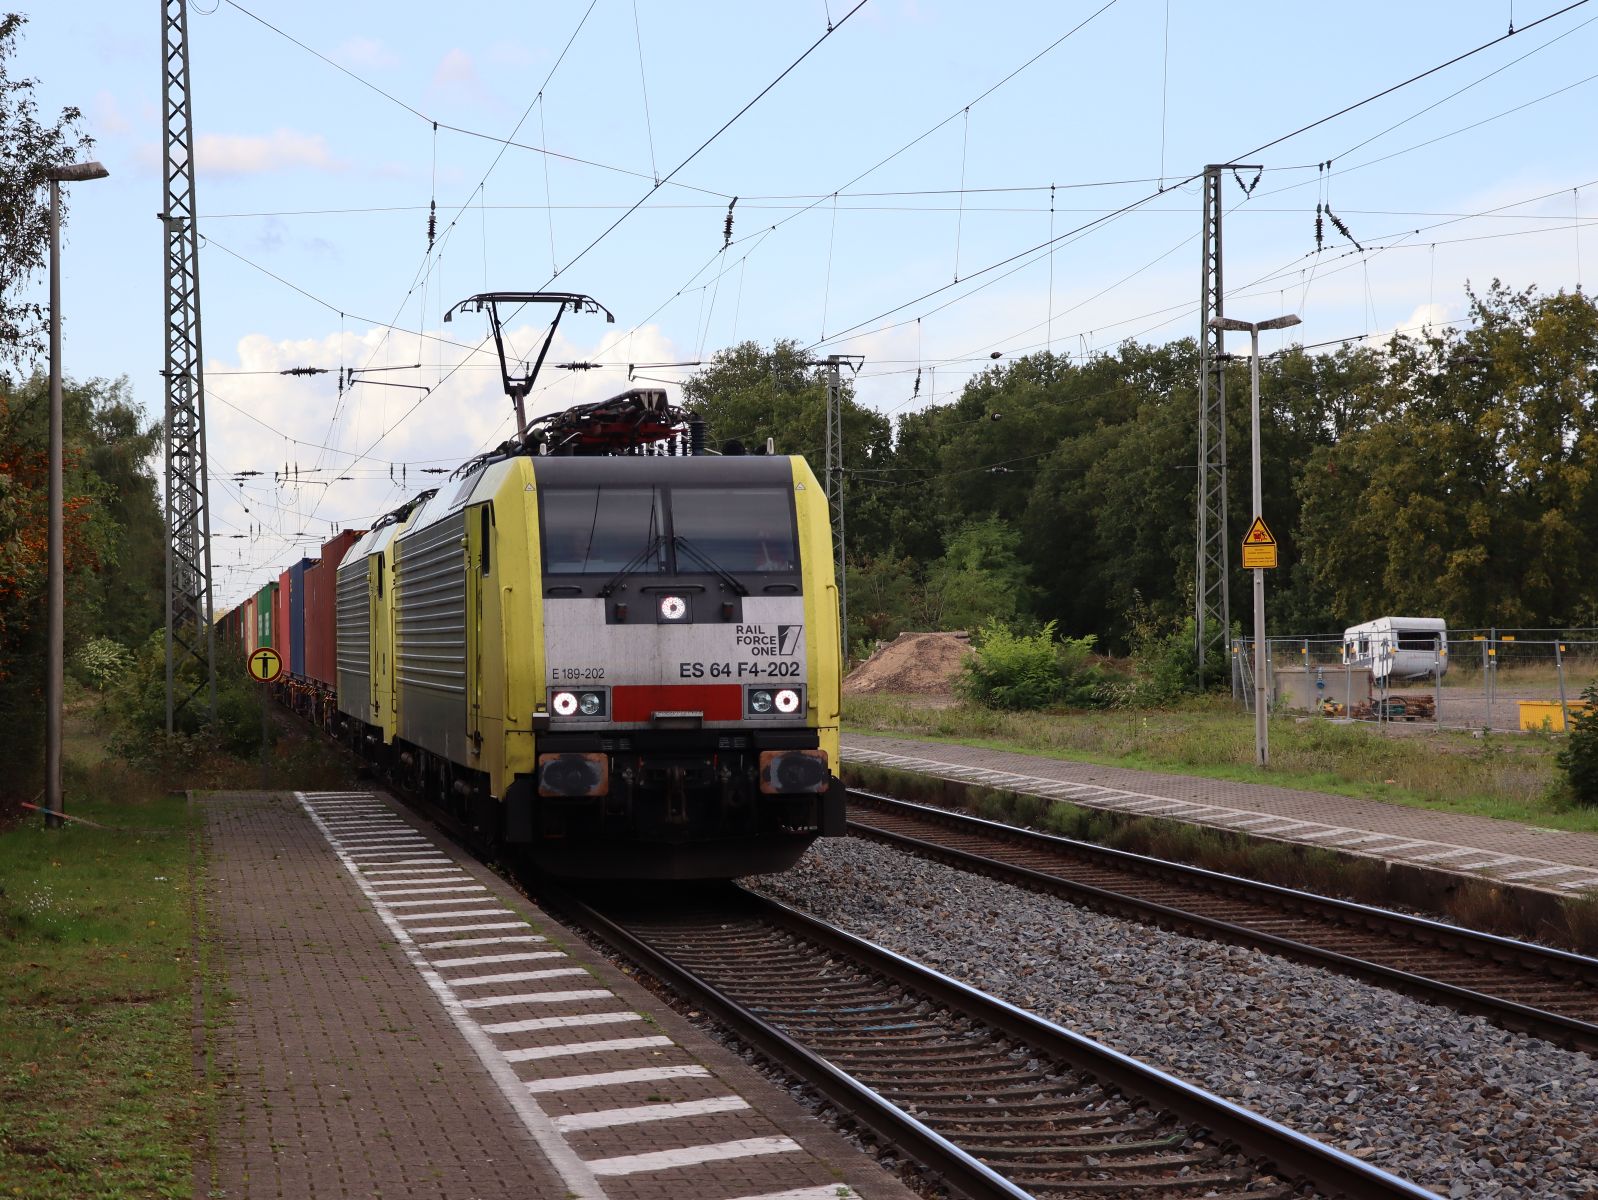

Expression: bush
xmin=69 ymin=636 xmax=134 ymax=691
xmin=111 ymin=631 xmax=267 ymax=766
xmin=1556 ymin=682 xmax=1598 ymax=806
xmin=1118 ymin=605 xmax=1199 ymax=708
xmin=958 ymin=620 xmax=1106 ymax=711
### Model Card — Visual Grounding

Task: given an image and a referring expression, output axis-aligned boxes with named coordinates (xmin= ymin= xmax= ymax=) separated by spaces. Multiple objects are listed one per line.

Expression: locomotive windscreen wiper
xmin=598 ymin=532 xmax=669 ymax=597
xmin=671 ymin=536 xmax=749 ymax=596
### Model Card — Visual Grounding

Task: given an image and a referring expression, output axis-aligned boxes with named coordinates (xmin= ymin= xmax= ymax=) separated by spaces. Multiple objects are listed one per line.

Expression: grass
xmin=0 ymin=686 xmax=359 ymax=1198
xmin=843 ymin=692 xmax=1598 ymax=834
xmin=0 ymin=772 xmax=201 ymax=1198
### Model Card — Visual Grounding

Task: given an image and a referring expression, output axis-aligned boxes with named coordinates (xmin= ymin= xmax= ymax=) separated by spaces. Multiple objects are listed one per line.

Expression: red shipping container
xmin=243 ymin=596 xmax=258 ymax=655
xmin=304 ymin=529 xmax=364 ymax=688
xmin=274 ymin=568 xmax=291 ymax=666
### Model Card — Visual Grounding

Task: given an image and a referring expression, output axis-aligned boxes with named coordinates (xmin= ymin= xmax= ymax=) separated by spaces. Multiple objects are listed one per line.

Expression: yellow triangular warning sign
xmin=1243 ymin=516 xmax=1276 ymax=546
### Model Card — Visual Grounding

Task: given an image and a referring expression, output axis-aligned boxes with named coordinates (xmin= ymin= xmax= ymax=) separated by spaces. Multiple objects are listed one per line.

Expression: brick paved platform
xmin=844 ymin=733 xmax=1598 ymax=897
xmin=201 ymin=790 xmax=915 ymax=1200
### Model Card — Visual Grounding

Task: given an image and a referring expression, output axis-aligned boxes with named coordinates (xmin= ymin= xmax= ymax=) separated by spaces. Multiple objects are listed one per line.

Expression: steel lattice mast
xmin=1194 ymin=166 xmax=1229 ymax=687
xmin=161 ymin=0 xmax=216 ymax=730
xmin=821 ymin=355 xmax=861 ymax=666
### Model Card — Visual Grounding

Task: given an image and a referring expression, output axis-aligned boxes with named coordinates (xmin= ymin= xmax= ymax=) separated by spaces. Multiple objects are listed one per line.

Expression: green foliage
xmin=0 ymin=15 xmax=95 ymax=384
xmin=1556 ymin=682 xmax=1598 ymax=807
xmin=1117 ymin=601 xmax=1201 ymax=707
xmin=958 ymin=620 xmax=1105 ymax=711
xmin=112 ymin=632 xmax=267 ymax=766
xmin=918 ymin=516 xmax=1035 ymax=631
xmin=2 ymin=375 xmax=162 ymax=800
xmin=686 ymin=288 xmax=1598 ymax=655
xmin=70 ymin=635 xmax=133 ymax=691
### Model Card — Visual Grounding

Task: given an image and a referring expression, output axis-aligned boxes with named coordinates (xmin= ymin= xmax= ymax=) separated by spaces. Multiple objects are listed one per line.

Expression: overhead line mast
xmin=1194 ymin=164 xmax=1257 ymax=694
xmin=161 ymin=0 xmax=217 ymax=729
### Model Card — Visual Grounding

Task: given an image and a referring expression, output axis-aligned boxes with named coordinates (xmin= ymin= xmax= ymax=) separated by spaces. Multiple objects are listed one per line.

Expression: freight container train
xmin=218 ymin=389 xmax=845 ymax=878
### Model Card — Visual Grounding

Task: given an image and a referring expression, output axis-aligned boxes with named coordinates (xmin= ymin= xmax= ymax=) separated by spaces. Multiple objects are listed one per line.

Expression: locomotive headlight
xmin=578 ymin=691 xmax=603 ymax=716
xmin=749 ymin=690 xmax=774 ymax=714
xmin=552 ymin=691 xmax=578 ymax=716
xmin=774 ymin=688 xmax=801 ymax=714
xmin=659 ymin=594 xmax=687 ymax=621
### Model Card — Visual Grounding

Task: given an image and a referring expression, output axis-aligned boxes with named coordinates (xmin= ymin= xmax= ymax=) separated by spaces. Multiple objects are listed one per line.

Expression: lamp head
xmin=1257 ymin=314 xmax=1302 ymax=332
xmin=48 ymin=160 xmax=109 ymax=183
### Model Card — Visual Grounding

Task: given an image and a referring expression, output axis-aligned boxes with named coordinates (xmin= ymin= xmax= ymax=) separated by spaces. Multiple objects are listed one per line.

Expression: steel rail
xmin=547 ymin=883 xmax=1034 ymax=1200
xmin=550 ymin=882 xmax=1438 ymax=1200
xmin=846 ymin=788 xmax=1598 ymax=1052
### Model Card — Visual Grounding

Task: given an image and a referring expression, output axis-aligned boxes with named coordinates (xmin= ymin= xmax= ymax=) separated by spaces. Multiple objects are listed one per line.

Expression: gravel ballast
xmin=752 ymin=837 xmax=1598 ymax=1199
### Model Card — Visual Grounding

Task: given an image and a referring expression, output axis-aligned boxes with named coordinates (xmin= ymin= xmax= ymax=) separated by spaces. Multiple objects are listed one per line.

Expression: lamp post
xmin=1208 ymin=311 xmax=1300 ymax=766
xmin=45 ymin=160 xmax=110 ymax=830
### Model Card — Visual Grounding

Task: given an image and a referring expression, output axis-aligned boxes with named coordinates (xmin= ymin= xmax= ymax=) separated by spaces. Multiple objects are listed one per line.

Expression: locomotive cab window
xmin=669 ymin=487 xmax=798 ymax=574
xmin=541 ymin=486 xmax=664 ymax=574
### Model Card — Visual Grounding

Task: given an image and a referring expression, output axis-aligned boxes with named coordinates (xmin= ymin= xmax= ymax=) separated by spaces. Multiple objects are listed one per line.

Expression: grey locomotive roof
xmin=528 ymin=454 xmax=798 ymax=486
xmin=396 ymin=453 xmax=802 ymax=542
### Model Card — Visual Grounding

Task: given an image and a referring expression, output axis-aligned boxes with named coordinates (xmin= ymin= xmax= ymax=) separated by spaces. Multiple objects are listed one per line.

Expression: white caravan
xmin=1342 ymin=617 xmax=1448 ymax=684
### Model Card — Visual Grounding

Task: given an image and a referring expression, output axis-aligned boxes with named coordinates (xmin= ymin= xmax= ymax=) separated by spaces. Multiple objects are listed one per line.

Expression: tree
xmin=916 ymin=516 xmax=1034 ymax=632
xmin=1294 ymin=284 xmax=1598 ymax=627
xmin=0 ymin=14 xmax=94 ymax=384
xmin=0 ymin=374 xmax=163 ymax=802
xmin=682 ymin=338 xmax=896 ymax=555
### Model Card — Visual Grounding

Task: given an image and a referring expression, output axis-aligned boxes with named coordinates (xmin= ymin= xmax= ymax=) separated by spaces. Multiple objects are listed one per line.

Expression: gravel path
xmin=751 ymin=838 xmax=1598 ymax=1199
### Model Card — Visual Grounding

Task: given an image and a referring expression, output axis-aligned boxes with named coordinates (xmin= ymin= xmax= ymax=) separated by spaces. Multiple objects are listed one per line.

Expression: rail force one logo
xmin=737 ymin=624 xmax=803 ymax=656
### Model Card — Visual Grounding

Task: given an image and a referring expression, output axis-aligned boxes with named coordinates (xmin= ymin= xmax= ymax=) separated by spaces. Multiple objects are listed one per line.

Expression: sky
xmin=15 ymin=0 xmax=1598 ymax=607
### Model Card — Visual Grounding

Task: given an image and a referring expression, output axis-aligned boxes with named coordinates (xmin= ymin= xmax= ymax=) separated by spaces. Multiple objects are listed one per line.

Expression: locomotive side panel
xmin=791 ymin=457 xmax=841 ymax=774
xmin=491 ymin=460 xmax=546 ymax=799
xmin=334 ymin=549 xmax=372 ymax=725
xmin=395 ymin=503 xmax=469 ymax=763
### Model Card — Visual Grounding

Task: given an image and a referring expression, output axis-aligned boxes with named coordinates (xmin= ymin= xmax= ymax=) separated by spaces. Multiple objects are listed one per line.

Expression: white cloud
xmin=204 ymin=319 xmax=682 ymax=608
xmin=486 ymin=41 xmax=539 ymax=68
xmin=431 ymin=48 xmax=476 ymax=89
xmin=90 ymin=89 xmax=131 ymax=137
xmin=333 ymin=36 xmax=399 ymax=70
xmin=194 ymin=130 xmax=344 ymax=177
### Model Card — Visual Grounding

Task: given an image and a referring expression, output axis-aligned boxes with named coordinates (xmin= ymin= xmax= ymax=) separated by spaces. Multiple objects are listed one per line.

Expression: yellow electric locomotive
xmin=338 ymin=388 xmax=844 ymax=878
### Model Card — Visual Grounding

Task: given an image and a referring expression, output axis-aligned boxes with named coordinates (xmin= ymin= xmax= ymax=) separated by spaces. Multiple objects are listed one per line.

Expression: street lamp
xmin=45 ymin=159 xmax=110 ymax=830
xmin=1208 ymin=311 xmax=1300 ymax=766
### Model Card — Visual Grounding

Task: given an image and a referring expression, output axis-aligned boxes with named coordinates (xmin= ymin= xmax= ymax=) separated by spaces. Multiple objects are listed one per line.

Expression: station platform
xmin=843 ymin=733 xmax=1598 ymax=898
xmin=199 ymin=789 xmax=914 ymax=1200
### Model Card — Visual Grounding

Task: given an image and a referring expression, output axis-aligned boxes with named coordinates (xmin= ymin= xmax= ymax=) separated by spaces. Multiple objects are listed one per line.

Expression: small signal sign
xmin=1241 ymin=516 xmax=1278 ymax=569
xmin=248 ymin=647 xmax=283 ymax=684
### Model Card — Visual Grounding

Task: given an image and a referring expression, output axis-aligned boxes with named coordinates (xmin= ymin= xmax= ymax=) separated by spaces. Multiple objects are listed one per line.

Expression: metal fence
xmin=1233 ymin=629 xmax=1598 ymax=732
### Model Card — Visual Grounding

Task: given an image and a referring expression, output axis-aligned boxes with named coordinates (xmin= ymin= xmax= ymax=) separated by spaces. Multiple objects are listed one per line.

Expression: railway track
xmin=845 ymin=788 xmax=1598 ymax=1053
xmin=550 ymin=881 xmax=1436 ymax=1200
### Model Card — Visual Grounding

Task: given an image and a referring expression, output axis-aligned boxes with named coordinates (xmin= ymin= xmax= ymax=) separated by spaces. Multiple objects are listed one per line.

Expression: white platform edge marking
xmin=294 ymin=792 xmax=610 ymax=1200
xmin=503 ymin=1035 xmax=673 ymax=1063
xmin=429 ymin=951 xmax=566 ymax=969
xmin=459 ymin=989 xmax=612 ymax=1010
xmin=390 ymin=908 xmax=517 ymax=921
xmin=367 ymin=885 xmax=489 ymax=896
xmin=525 ymin=1064 xmax=709 ymax=1094
xmin=446 ymin=968 xmax=587 ymax=987
xmin=846 ymin=746 xmax=1595 ymax=882
xmin=553 ymin=1094 xmax=748 ymax=1133
xmin=586 ymin=1136 xmax=802 ymax=1177
xmin=482 ymin=1012 xmax=642 ymax=1035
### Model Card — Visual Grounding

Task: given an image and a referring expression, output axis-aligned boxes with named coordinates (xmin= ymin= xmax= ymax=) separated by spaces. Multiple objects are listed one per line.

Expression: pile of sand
xmin=844 ymin=631 xmax=972 ymax=697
